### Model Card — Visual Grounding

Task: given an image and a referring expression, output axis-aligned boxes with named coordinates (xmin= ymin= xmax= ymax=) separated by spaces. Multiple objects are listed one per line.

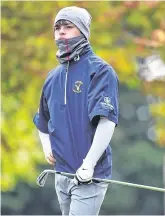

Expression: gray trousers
xmin=55 ymin=173 xmax=109 ymax=216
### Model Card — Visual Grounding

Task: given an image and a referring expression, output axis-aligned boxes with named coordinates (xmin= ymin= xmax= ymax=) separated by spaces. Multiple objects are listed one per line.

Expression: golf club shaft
xmin=59 ymin=171 xmax=165 ymax=192
xmin=37 ymin=170 xmax=165 ymax=192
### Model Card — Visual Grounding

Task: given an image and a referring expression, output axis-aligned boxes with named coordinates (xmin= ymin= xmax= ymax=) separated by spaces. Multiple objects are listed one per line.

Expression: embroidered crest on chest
xmin=73 ymin=81 xmax=83 ymax=93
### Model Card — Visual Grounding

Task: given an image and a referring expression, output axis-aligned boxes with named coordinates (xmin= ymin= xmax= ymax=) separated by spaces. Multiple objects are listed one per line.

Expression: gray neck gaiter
xmin=56 ymin=35 xmax=89 ymax=64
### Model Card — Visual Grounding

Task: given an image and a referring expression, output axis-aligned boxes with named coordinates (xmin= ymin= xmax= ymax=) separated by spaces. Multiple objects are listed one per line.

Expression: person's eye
xmin=67 ymin=25 xmax=73 ymax=29
xmin=54 ymin=26 xmax=59 ymax=31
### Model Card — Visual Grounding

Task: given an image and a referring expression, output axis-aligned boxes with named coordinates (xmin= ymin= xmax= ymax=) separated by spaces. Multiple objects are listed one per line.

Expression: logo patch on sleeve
xmin=101 ymin=97 xmax=114 ymax=111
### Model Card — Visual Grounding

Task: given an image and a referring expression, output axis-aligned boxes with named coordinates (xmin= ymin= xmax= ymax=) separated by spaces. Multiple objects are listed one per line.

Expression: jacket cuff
xmin=89 ymin=109 xmax=118 ymax=127
xmin=33 ymin=113 xmax=49 ymax=134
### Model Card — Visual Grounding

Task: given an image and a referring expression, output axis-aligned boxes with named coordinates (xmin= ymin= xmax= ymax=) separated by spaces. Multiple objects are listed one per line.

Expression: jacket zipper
xmin=64 ymin=61 xmax=69 ymax=105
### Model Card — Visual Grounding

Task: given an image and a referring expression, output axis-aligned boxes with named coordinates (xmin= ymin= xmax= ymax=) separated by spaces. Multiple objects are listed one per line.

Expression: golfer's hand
xmin=45 ymin=152 xmax=56 ymax=165
xmin=74 ymin=163 xmax=94 ymax=185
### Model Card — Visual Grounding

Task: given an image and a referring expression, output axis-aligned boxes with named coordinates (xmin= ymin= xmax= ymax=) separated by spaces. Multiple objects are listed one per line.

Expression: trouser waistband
xmin=56 ymin=172 xmax=100 ymax=183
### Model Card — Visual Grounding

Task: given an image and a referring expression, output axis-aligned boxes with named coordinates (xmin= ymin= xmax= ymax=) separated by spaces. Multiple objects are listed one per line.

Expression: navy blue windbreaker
xmin=33 ymin=45 xmax=119 ymax=179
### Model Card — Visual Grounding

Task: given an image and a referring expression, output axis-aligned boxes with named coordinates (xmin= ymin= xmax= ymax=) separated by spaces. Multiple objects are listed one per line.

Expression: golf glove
xmin=74 ymin=161 xmax=94 ymax=185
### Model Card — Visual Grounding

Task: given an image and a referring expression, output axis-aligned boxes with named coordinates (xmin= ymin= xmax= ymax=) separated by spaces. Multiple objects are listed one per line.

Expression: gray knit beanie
xmin=54 ymin=6 xmax=92 ymax=40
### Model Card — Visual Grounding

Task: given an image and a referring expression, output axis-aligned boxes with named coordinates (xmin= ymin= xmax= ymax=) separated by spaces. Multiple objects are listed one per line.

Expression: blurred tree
xmin=1 ymin=1 xmax=61 ymax=191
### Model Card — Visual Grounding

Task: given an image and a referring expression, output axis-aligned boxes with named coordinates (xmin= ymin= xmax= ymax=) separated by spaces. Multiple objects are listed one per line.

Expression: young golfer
xmin=33 ymin=6 xmax=119 ymax=215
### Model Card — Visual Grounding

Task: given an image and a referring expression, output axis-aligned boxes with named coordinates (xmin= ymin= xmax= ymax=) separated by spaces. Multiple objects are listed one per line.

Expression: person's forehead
xmin=55 ymin=19 xmax=73 ymax=26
